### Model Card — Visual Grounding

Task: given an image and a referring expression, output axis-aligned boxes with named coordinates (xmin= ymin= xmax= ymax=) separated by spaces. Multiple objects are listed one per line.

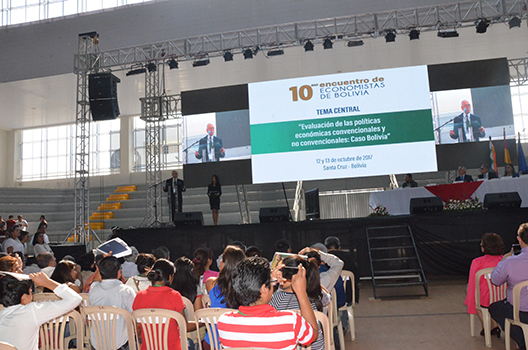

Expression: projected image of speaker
xmin=410 ymin=196 xmax=443 ymax=214
xmin=89 ymin=72 xmax=121 ymax=121
xmin=173 ymin=212 xmax=204 ymax=226
xmin=484 ymin=192 xmax=522 ymax=209
xmin=305 ymin=188 xmax=320 ymax=220
xmin=259 ymin=207 xmax=290 ymax=223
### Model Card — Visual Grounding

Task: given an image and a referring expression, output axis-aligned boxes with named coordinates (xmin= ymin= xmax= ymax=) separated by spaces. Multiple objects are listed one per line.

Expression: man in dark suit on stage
xmin=450 ymin=100 xmax=486 ymax=142
xmin=455 ymin=166 xmax=474 ymax=182
xmin=163 ymin=170 xmax=186 ymax=221
xmin=478 ymin=164 xmax=498 ymax=180
xmin=195 ymin=123 xmax=225 ymax=162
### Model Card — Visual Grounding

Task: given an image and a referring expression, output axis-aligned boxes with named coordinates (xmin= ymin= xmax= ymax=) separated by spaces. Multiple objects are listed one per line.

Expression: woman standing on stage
xmin=207 ymin=175 xmax=222 ymax=225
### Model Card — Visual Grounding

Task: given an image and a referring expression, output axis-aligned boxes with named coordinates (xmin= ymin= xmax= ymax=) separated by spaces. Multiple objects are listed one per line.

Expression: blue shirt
xmin=491 ymin=247 xmax=528 ymax=311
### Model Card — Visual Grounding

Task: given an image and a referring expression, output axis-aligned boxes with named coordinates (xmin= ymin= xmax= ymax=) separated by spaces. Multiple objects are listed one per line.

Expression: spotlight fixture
xmin=192 ymin=56 xmax=210 ymax=67
xmin=509 ymin=16 xmax=522 ymax=28
xmin=437 ymin=30 xmax=459 ymax=38
xmin=323 ymin=38 xmax=333 ymax=49
xmin=385 ymin=31 xmax=396 ymax=42
xmin=223 ymin=51 xmax=233 ymax=62
xmin=409 ymin=29 xmax=420 ymax=40
xmin=146 ymin=62 xmax=157 ymax=72
xmin=126 ymin=67 xmax=147 ymax=76
xmin=167 ymin=58 xmax=178 ymax=70
xmin=267 ymin=48 xmax=284 ymax=56
xmin=346 ymin=39 xmax=364 ymax=47
xmin=243 ymin=48 xmax=253 ymax=59
xmin=476 ymin=19 xmax=489 ymax=33
xmin=304 ymin=40 xmax=314 ymax=52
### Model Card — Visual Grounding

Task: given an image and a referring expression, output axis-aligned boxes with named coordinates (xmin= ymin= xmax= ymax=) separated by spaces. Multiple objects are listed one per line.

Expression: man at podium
xmin=450 ymin=100 xmax=486 ymax=142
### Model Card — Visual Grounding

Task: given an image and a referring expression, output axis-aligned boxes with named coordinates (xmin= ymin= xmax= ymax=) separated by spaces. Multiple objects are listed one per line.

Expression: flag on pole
xmin=489 ymin=136 xmax=497 ymax=173
xmin=519 ymin=132 xmax=528 ymax=173
xmin=504 ymin=128 xmax=512 ymax=165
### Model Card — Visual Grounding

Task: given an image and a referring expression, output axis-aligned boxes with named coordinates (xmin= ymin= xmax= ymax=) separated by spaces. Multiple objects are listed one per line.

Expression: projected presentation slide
xmin=183 ymin=109 xmax=251 ymax=164
xmin=249 ymin=66 xmax=437 ymax=184
xmin=432 ymin=85 xmax=515 ymax=145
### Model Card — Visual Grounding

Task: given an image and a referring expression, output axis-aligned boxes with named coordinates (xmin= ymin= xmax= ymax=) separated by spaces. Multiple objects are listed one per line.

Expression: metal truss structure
xmin=73 ymin=0 xmax=527 ymax=71
xmin=509 ymin=58 xmax=528 ymax=86
xmin=139 ymin=66 xmax=181 ymax=227
xmin=65 ymin=32 xmax=100 ymax=245
xmin=235 ymin=185 xmax=251 ymax=224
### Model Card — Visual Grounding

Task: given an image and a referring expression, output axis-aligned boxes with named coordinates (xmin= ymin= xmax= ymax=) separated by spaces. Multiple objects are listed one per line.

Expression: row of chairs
xmin=470 ymin=267 xmax=528 ymax=350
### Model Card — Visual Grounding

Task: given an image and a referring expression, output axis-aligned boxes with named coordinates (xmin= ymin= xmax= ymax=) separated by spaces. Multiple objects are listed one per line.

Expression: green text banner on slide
xmin=249 ymin=65 xmax=438 ymax=184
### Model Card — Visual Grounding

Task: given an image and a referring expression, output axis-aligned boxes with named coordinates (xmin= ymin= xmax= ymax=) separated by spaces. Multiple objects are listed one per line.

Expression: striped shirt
xmin=217 ymin=304 xmax=316 ymax=350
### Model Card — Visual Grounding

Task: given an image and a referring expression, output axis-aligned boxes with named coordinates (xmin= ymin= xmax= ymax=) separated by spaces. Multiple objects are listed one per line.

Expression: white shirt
xmin=4 ymin=238 xmax=25 ymax=255
xmin=17 ymin=219 xmax=28 ymax=231
xmin=319 ymin=251 xmax=344 ymax=291
xmin=89 ymin=279 xmax=136 ymax=349
xmin=33 ymin=243 xmax=53 ymax=256
xmin=0 ymin=284 xmax=82 ymax=350
xmin=124 ymin=275 xmax=150 ymax=293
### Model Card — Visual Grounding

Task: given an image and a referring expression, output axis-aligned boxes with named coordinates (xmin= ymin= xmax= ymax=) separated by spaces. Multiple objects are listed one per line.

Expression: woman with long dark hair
xmin=207 ymin=175 xmax=222 ymax=225
xmin=269 ymin=254 xmax=330 ymax=350
xmin=32 ymin=231 xmax=53 ymax=256
xmin=46 ymin=260 xmax=81 ymax=293
xmin=171 ymin=257 xmax=202 ymax=311
xmin=203 ymin=245 xmax=246 ymax=350
xmin=193 ymin=247 xmax=218 ymax=295
xmin=133 ymin=258 xmax=196 ymax=350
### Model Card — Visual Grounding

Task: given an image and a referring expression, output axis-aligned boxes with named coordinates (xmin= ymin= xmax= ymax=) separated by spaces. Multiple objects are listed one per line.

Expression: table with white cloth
xmin=369 ymin=175 xmax=528 ymax=215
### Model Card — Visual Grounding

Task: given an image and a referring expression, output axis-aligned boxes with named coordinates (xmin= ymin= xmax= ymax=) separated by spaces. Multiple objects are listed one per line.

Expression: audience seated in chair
xmin=0 ymin=272 xmax=82 ymax=350
xmin=217 ymin=256 xmax=318 ymax=350
xmin=171 ymin=257 xmax=202 ymax=312
xmin=125 ymin=253 xmax=155 ymax=293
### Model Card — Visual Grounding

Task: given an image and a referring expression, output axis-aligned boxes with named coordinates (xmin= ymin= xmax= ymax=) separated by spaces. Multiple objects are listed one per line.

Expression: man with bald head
xmin=450 ymin=100 xmax=486 ymax=142
xmin=195 ymin=123 xmax=225 ymax=162
xmin=163 ymin=170 xmax=186 ymax=221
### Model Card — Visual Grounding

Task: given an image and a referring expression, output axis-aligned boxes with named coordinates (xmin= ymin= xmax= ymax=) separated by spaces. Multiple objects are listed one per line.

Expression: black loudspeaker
xmin=173 ymin=212 xmax=204 ymax=226
xmin=48 ymin=244 xmax=87 ymax=262
xmin=89 ymin=73 xmax=121 ymax=121
xmin=484 ymin=192 xmax=522 ymax=209
xmin=259 ymin=207 xmax=290 ymax=223
xmin=410 ymin=196 xmax=443 ymax=214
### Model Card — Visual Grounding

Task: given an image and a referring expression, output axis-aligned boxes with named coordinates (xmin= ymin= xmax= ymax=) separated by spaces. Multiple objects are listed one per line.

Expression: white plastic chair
xmin=38 ymin=310 xmax=84 ymax=350
xmin=182 ymin=296 xmax=200 ymax=346
xmin=194 ymin=308 xmax=236 ymax=350
xmin=292 ymin=309 xmax=333 ymax=350
xmin=329 ymin=289 xmax=345 ymax=350
xmin=82 ymin=305 xmax=138 ymax=350
xmin=469 ymin=267 xmax=507 ymax=347
xmin=505 ymin=280 xmax=528 ymax=350
xmin=340 ymin=270 xmax=356 ymax=341
xmin=133 ymin=308 xmax=188 ymax=350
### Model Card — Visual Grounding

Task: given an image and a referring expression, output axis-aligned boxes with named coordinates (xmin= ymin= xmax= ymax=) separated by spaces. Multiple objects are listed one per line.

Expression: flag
xmin=504 ymin=128 xmax=512 ymax=165
xmin=519 ymin=132 xmax=528 ymax=173
xmin=489 ymin=136 xmax=497 ymax=173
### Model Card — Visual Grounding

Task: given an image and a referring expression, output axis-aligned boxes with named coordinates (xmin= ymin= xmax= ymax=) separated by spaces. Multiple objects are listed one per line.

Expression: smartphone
xmin=512 ymin=244 xmax=521 ymax=255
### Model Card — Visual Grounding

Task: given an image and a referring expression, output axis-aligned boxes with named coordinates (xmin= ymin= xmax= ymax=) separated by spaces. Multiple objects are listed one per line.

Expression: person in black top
xmin=401 ymin=173 xmax=418 ymax=188
xmin=207 ymin=175 xmax=222 ymax=225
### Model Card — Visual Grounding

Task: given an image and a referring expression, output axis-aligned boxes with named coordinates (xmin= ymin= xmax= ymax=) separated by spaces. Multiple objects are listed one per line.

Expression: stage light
xmin=167 ymin=58 xmax=178 ymax=70
xmin=437 ymin=30 xmax=459 ymax=38
xmin=126 ymin=67 xmax=146 ymax=76
xmin=223 ymin=51 xmax=233 ymax=61
xmin=192 ymin=57 xmax=210 ymax=67
xmin=476 ymin=19 xmax=489 ymax=33
xmin=304 ymin=41 xmax=314 ymax=52
xmin=385 ymin=31 xmax=396 ymax=42
xmin=243 ymin=48 xmax=253 ymax=59
xmin=146 ymin=62 xmax=157 ymax=72
xmin=509 ymin=16 xmax=522 ymax=28
xmin=267 ymin=48 xmax=284 ymax=56
xmin=323 ymin=38 xmax=333 ymax=49
xmin=409 ymin=29 xmax=420 ymax=40
xmin=347 ymin=40 xmax=364 ymax=47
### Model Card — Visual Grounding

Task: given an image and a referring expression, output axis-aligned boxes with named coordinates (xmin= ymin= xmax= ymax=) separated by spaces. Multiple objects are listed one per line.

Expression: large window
xmin=132 ymin=117 xmax=183 ymax=172
xmin=511 ymin=83 xmax=528 ymax=143
xmin=20 ymin=119 xmax=120 ymax=181
xmin=1 ymin=0 xmax=154 ymax=27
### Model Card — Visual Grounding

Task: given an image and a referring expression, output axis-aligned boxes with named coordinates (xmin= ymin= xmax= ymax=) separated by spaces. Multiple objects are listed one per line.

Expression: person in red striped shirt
xmin=217 ymin=256 xmax=318 ymax=350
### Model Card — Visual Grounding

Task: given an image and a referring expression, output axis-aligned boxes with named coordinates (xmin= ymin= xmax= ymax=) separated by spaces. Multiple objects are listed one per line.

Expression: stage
xmin=111 ymin=208 xmax=528 ymax=278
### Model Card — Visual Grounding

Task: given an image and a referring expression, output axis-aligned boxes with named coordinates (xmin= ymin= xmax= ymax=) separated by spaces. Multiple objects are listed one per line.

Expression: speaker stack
xmin=409 ymin=196 xmax=444 ymax=214
xmin=173 ymin=212 xmax=204 ymax=226
xmin=88 ymin=73 xmax=121 ymax=121
xmin=483 ymin=192 xmax=522 ymax=209
xmin=259 ymin=207 xmax=290 ymax=223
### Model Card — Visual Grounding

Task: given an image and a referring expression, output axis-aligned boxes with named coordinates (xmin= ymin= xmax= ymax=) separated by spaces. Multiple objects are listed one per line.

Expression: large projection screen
xmin=249 ymin=66 xmax=437 ymax=184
